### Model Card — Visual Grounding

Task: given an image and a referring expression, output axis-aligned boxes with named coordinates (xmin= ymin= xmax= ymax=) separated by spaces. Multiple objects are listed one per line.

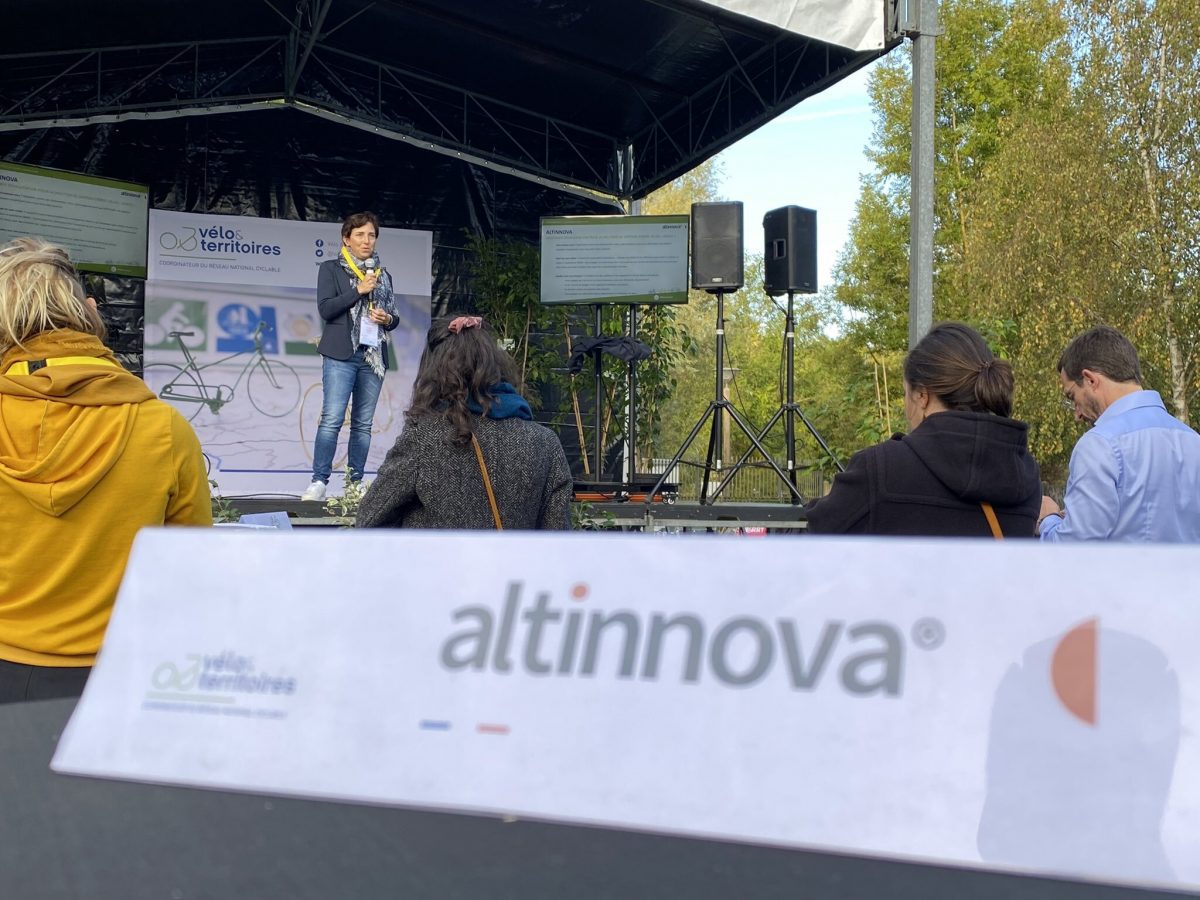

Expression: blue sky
xmin=715 ymin=60 xmax=880 ymax=290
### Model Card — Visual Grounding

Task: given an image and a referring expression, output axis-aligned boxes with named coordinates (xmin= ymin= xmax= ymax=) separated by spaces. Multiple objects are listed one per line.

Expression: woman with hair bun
xmin=356 ymin=315 xmax=572 ymax=530
xmin=805 ymin=322 xmax=1040 ymax=536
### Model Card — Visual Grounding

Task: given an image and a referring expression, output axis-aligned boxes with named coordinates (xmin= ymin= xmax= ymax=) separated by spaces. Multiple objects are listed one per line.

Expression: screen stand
xmin=592 ymin=303 xmax=605 ymax=480
xmin=625 ymin=304 xmax=638 ymax=485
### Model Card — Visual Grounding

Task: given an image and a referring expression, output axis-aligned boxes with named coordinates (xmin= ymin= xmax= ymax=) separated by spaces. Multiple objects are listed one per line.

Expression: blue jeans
xmin=312 ymin=349 xmax=384 ymax=483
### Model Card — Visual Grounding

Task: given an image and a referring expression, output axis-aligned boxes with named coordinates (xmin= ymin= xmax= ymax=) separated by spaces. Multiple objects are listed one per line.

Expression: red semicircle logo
xmin=1051 ymin=617 xmax=1098 ymax=725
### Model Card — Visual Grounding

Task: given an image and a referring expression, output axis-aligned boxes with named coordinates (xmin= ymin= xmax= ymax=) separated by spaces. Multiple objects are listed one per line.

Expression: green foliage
xmin=1070 ymin=0 xmax=1200 ymax=423
xmin=836 ymin=0 xmax=1073 ymax=341
xmin=834 ymin=185 xmax=911 ymax=350
xmin=818 ymin=0 xmax=1200 ymax=485
xmin=464 ymin=227 xmax=698 ymax=472
xmin=792 ymin=337 xmax=905 ymax=470
xmin=571 ymin=499 xmax=619 ymax=530
xmin=957 ymin=0 xmax=1200 ymax=476
xmin=616 ymin=0 xmax=1197 ymax=493
xmin=629 ymin=302 xmax=698 ymax=463
xmin=463 ymin=233 xmax=565 ymax=411
xmin=639 ymin=159 xmax=724 ymax=214
xmin=324 ymin=468 xmax=367 ymax=526
xmin=209 ymin=480 xmax=240 ymax=524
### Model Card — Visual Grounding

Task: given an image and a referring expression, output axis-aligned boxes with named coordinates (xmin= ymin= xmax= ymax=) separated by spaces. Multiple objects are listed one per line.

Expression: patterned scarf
xmin=338 ymin=249 xmax=394 ymax=378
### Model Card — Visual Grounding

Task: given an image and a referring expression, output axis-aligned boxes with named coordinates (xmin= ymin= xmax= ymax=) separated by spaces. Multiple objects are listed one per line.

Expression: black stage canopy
xmin=0 ymin=0 xmax=897 ymax=202
xmin=0 ymin=1 xmax=899 ymax=321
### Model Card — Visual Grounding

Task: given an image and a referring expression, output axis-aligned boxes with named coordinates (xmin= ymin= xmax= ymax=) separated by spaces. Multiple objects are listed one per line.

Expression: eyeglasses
xmin=1060 ymin=397 xmax=1077 ymax=413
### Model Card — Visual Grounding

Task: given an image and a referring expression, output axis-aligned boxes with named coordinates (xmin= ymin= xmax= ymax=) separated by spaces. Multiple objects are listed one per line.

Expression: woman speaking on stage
xmin=302 ymin=211 xmax=400 ymax=501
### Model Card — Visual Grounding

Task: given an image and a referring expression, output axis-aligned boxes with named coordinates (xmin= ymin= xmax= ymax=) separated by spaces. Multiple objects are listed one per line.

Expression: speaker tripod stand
xmin=647 ymin=288 xmax=803 ymax=507
xmin=723 ymin=289 xmax=844 ymax=505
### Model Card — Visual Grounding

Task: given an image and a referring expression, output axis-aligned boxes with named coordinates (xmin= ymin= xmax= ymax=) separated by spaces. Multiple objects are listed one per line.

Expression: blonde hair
xmin=0 ymin=237 xmax=106 ymax=353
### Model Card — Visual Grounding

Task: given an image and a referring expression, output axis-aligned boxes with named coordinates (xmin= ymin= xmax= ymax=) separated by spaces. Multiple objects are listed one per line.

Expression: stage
xmin=225 ymin=498 xmax=810 ymax=531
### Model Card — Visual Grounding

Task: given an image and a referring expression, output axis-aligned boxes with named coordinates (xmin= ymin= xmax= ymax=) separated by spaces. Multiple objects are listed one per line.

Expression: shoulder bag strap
xmin=980 ymin=502 xmax=1004 ymax=540
xmin=471 ymin=433 xmax=503 ymax=530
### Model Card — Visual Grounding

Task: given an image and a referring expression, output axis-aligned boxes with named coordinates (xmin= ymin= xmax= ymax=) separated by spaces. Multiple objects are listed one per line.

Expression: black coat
xmin=805 ymin=411 xmax=1041 ymax=537
xmin=316 ymin=258 xmax=400 ymax=368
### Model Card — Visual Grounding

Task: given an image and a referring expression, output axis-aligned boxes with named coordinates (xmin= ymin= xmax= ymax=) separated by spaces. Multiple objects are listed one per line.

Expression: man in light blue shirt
xmin=1039 ymin=326 xmax=1200 ymax=542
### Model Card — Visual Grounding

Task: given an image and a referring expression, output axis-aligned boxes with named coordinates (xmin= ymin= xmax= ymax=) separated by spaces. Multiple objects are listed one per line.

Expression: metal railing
xmin=648 ymin=458 xmax=825 ymax=503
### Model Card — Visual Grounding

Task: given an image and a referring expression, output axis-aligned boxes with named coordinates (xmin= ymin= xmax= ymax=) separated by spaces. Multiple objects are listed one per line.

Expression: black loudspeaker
xmin=691 ymin=201 xmax=744 ymax=291
xmin=763 ymin=206 xmax=817 ymax=295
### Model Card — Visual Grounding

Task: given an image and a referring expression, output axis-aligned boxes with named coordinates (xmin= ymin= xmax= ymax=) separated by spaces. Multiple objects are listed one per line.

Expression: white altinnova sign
xmin=54 ymin=531 xmax=1199 ymax=891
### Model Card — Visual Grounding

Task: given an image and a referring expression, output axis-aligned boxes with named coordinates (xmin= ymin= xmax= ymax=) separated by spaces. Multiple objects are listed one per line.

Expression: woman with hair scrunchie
xmin=356 ymin=315 xmax=572 ymax=530
xmin=805 ymin=321 xmax=1041 ymax=536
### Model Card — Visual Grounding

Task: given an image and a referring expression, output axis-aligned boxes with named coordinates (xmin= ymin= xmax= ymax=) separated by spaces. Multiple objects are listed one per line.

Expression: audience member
xmin=1038 ymin=325 xmax=1200 ymax=541
xmin=0 ymin=238 xmax=211 ymax=703
xmin=806 ymin=322 xmax=1040 ymax=536
xmin=357 ymin=315 xmax=572 ymax=530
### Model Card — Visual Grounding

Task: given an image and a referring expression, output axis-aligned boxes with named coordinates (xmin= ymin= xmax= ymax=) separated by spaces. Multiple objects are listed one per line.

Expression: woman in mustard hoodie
xmin=0 ymin=239 xmax=212 ymax=703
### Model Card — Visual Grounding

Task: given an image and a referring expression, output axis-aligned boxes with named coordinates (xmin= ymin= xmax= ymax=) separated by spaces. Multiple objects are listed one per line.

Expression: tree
xmin=961 ymin=96 xmax=1126 ymax=480
xmin=1072 ymin=0 xmax=1200 ymax=423
xmin=823 ymin=0 xmax=1079 ymax=479
xmin=961 ymin=0 xmax=1200 ymax=479
xmin=464 ymin=233 xmax=562 ymax=409
xmin=834 ymin=0 xmax=1072 ymax=339
xmin=633 ymin=161 xmax=725 ymax=469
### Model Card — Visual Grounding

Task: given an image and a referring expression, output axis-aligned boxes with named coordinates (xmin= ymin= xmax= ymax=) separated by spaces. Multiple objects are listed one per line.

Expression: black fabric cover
xmin=568 ymin=336 xmax=653 ymax=375
xmin=0 ymin=699 xmax=1183 ymax=900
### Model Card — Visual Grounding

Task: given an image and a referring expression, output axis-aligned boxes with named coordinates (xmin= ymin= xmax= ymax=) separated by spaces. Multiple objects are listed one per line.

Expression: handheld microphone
xmin=363 ymin=258 xmax=379 ymax=309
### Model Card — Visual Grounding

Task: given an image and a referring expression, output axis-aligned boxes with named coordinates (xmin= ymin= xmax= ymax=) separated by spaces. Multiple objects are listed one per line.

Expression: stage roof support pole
xmin=907 ymin=0 xmax=937 ymax=349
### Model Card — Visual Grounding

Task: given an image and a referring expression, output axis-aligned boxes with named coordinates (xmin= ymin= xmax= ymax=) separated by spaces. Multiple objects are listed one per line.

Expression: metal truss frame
xmin=0 ymin=0 xmax=895 ymax=201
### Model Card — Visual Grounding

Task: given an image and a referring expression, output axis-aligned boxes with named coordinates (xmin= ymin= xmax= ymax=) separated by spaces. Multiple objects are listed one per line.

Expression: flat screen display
xmin=0 ymin=161 xmax=149 ymax=276
xmin=539 ymin=215 xmax=689 ymax=305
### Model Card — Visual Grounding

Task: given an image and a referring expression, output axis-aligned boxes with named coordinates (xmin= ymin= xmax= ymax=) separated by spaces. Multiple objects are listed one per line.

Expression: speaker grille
xmin=691 ymin=202 xmax=744 ymax=291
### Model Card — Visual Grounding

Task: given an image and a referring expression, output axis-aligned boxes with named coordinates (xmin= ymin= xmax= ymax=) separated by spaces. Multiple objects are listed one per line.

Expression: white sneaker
xmin=301 ymin=481 xmax=327 ymax=501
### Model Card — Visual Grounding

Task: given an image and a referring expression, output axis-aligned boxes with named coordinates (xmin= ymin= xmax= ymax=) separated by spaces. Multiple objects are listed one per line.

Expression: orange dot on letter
xmin=1051 ymin=617 xmax=1097 ymax=725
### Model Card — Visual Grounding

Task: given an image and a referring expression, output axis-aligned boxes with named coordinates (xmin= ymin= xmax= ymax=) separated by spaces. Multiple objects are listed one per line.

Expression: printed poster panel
xmin=145 ymin=211 xmax=432 ymax=495
xmin=54 ymin=533 xmax=1200 ymax=893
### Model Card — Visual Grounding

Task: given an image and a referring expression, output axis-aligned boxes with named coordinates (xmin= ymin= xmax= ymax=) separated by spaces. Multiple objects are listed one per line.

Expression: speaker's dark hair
xmin=903 ymin=322 xmax=1014 ymax=418
xmin=407 ymin=316 xmax=519 ymax=445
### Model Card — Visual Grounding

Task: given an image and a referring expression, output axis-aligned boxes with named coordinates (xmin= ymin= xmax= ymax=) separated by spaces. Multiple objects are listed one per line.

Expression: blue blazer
xmin=315 ymin=258 xmax=400 ymax=369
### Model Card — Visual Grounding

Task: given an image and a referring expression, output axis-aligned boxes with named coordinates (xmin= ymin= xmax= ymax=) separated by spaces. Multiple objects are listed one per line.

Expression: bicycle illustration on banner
xmin=297 ymin=380 xmax=397 ymax=469
xmin=144 ymin=321 xmax=301 ymax=421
